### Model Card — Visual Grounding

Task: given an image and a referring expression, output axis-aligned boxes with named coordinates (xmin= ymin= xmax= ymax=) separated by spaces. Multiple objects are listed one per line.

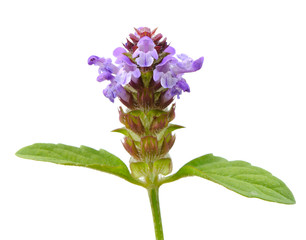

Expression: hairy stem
xmin=148 ymin=187 xmax=164 ymax=240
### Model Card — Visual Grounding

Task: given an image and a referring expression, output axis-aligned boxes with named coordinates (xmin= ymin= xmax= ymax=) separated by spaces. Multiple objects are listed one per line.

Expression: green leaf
xmin=165 ymin=124 xmax=185 ymax=134
xmin=112 ymin=128 xmax=130 ymax=136
xmin=112 ymin=127 xmax=141 ymax=142
xmin=155 ymin=124 xmax=184 ymax=142
xmin=160 ymin=154 xmax=295 ymax=204
xmin=16 ymin=143 xmax=145 ymax=187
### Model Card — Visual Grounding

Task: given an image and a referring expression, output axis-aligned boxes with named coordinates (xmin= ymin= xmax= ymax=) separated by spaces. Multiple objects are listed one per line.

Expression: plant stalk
xmin=148 ymin=187 xmax=164 ymax=240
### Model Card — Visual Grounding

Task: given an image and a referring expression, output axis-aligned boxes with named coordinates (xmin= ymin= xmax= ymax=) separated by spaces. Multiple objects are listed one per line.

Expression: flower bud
xmin=168 ymin=104 xmax=176 ymax=122
xmin=150 ymin=113 xmax=168 ymax=132
xmin=152 ymin=33 xmax=163 ymax=43
xmin=122 ymin=137 xmax=140 ymax=160
xmin=119 ymin=107 xmax=144 ymax=135
xmin=141 ymin=136 xmax=158 ymax=157
xmin=160 ymin=133 xmax=176 ymax=156
xmin=126 ymin=114 xmax=145 ymax=135
xmin=150 ymin=104 xmax=175 ymax=132
xmin=118 ymin=107 xmax=126 ymax=125
xmin=129 ymin=33 xmax=139 ymax=43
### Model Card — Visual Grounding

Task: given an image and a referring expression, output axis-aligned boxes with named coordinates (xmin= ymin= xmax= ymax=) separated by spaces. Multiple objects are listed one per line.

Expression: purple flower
xmin=88 ymin=55 xmax=119 ymax=85
xmin=88 ymin=55 xmax=119 ymax=74
xmin=160 ymin=72 xmax=179 ymax=89
xmin=103 ymin=82 xmax=117 ymax=103
xmin=153 ymin=55 xmax=178 ymax=88
xmin=103 ymin=81 xmax=131 ymax=103
xmin=113 ymin=47 xmax=141 ymax=85
xmin=132 ymin=36 xmax=158 ymax=67
xmin=175 ymin=54 xmax=204 ymax=74
xmin=170 ymin=79 xmax=190 ymax=99
xmin=153 ymin=53 xmax=203 ymax=98
xmin=88 ymin=52 xmax=137 ymax=102
xmin=160 ymin=79 xmax=190 ymax=104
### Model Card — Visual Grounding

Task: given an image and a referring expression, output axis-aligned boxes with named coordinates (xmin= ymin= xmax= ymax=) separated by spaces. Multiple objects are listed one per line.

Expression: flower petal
xmin=103 ymin=82 xmax=117 ymax=102
xmin=97 ymin=72 xmax=115 ymax=82
xmin=115 ymin=84 xmax=131 ymax=103
xmin=164 ymin=46 xmax=176 ymax=55
xmin=176 ymin=79 xmax=190 ymax=92
xmin=132 ymin=49 xmax=140 ymax=58
xmin=161 ymin=72 xmax=177 ymax=88
xmin=150 ymin=49 xmax=158 ymax=60
xmin=192 ymin=57 xmax=204 ymax=71
xmin=113 ymin=47 xmax=127 ymax=57
xmin=137 ymin=36 xmax=155 ymax=52
xmin=115 ymin=70 xmax=132 ymax=86
xmin=132 ymin=68 xmax=141 ymax=78
xmin=153 ymin=69 xmax=163 ymax=82
xmin=136 ymin=52 xmax=154 ymax=67
xmin=88 ymin=55 xmax=100 ymax=65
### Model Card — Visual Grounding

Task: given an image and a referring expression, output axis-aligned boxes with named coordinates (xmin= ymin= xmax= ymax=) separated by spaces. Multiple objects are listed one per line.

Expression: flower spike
xmin=88 ymin=27 xmax=203 ymax=106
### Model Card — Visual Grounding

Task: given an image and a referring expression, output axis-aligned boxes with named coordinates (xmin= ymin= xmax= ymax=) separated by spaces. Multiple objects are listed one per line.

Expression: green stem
xmin=148 ymin=187 xmax=164 ymax=240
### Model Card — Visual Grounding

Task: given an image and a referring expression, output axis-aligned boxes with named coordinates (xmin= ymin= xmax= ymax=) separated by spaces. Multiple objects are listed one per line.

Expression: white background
xmin=1 ymin=0 xmax=305 ymax=239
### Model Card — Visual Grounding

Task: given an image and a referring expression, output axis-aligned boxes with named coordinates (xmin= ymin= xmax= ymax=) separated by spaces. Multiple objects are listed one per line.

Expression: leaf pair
xmin=16 ymin=143 xmax=295 ymax=204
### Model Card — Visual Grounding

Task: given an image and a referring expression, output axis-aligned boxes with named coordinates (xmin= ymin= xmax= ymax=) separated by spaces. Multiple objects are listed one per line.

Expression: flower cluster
xmin=88 ymin=27 xmax=204 ymax=109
